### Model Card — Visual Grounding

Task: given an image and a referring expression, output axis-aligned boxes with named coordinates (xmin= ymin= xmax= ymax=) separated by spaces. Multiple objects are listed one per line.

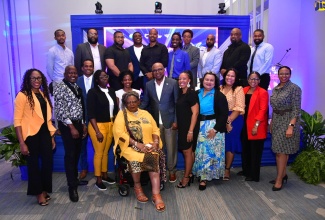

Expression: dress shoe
xmin=68 ymin=188 xmax=79 ymax=202
xmin=245 ymin=177 xmax=259 ymax=182
xmin=237 ymin=170 xmax=247 ymax=176
xmin=169 ymin=173 xmax=177 ymax=183
xmin=78 ymin=180 xmax=88 ymax=186
xmin=79 ymin=170 xmax=88 ymax=180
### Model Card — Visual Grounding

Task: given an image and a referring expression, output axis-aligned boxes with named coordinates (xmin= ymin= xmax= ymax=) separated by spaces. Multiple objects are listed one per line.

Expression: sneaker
xmin=95 ymin=182 xmax=107 ymax=191
xmin=102 ymin=176 xmax=116 ymax=184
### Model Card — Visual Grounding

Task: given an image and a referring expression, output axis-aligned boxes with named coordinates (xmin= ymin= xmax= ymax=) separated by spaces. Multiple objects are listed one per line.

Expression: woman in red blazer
xmin=240 ymin=72 xmax=268 ymax=182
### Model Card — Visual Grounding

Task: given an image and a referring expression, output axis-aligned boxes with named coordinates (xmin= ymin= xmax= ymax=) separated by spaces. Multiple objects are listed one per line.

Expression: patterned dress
xmin=270 ymin=81 xmax=301 ymax=154
xmin=192 ymin=88 xmax=225 ymax=180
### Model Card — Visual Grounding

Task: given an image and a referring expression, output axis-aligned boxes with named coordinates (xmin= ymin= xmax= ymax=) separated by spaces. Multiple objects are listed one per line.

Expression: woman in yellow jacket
xmin=14 ymin=69 xmax=56 ymax=206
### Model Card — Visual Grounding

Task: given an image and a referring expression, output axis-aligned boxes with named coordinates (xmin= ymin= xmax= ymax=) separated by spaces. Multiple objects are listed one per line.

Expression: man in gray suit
xmin=182 ymin=29 xmax=200 ymax=87
xmin=140 ymin=62 xmax=179 ymax=183
xmin=74 ymin=28 xmax=106 ymax=76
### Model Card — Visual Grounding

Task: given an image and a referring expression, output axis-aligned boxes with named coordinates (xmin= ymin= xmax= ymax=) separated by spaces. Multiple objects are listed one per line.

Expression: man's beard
xmin=88 ymin=37 xmax=98 ymax=44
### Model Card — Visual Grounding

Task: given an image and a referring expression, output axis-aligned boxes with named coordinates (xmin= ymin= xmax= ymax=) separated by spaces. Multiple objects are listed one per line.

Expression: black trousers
xmin=59 ymin=121 xmax=83 ymax=189
xmin=25 ymin=123 xmax=53 ymax=195
xmin=241 ymin=126 xmax=265 ymax=181
xmin=259 ymin=73 xmax=270 ymax=91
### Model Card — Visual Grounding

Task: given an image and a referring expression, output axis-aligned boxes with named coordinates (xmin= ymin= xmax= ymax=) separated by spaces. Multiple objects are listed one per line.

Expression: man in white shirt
xmin=76 ymin=59 xmax=95 ymax=180
xmin=247 ymin=29 xmax=274 ymax=90
xmin=127 ymin=32 xmax=145 ymax=91
xmin=75 ymin=28 xmax=106 ymax=76
xmin=140 ymin=62 xmax=179 ymax=183
xmin=197 ymin=34 xmax=223 ymax=79
xmin=47 ymin=29 xmax=74 ymax=84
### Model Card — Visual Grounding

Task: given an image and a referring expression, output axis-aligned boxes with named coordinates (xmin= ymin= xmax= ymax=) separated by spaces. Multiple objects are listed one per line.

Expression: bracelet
xmin=188 ymin=131 xmax=193 ymax=134
xmin=227 ymin=120 xmax=231 ymax=124
xmin=288 ymin=123 xmax=295 ymax=127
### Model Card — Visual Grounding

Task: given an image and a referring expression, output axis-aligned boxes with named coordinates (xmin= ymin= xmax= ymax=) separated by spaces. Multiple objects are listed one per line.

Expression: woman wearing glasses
xmin=269 ymin=66 xmax=301 ymax=191
xmin=14 ymin=69 xmax=56 ymax=206
xmin=87 ymin=70 xmax=118 ymax=190
xmin=240 ymin=72 xmax=268 ymax=182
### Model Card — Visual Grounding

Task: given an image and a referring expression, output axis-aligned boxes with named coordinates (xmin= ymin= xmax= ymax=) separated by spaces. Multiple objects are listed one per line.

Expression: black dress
xmin=176 ymin=89 xmax=199 ymax=151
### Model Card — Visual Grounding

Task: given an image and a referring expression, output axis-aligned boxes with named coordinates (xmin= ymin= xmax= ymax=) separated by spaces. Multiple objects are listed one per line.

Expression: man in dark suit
xmin=74 ymin=28 xmax=106 ymax=76
xmin=182 ymin=29 xmax=200 ymax=87
xmin=140 ymin=62 xmax=179 ymax=183
xmin=127 ymin=32 xmax=145 ymax=91
xmin=76 ymin=59 xmax=94 ymax=180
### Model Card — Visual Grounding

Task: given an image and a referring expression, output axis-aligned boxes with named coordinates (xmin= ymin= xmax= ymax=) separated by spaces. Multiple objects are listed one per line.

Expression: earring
xmin=187 ymin=82 xmax=190 ymax=88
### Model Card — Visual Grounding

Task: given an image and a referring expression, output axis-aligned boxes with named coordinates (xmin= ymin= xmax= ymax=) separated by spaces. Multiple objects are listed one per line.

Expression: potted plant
xmin=0 ymin=125 xmax=28 ymax=180
xmin=291 ymin=110 xmax=325 ymax=184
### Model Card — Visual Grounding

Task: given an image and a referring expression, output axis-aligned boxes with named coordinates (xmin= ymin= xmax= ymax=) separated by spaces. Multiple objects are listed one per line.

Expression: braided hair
xmin=20 ymin=68 xmax=52 ymax=110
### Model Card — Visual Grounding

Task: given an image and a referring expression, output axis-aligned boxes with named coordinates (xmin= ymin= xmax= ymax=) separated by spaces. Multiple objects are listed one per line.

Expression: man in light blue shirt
xmin=198 ymin=34 xmax=223 ymax=79
xmin=247 ymin=29 xmax=274 ymax=90
xmin=46 ymin=29 xmax=74 ymax=83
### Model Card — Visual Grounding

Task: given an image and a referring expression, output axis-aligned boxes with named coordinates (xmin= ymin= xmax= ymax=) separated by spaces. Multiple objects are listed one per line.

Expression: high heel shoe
xmin=189 ymin=173 xmax=194 ymax=183
xmin=177 ymin=177 xmax=190 ymax=188
xmin=223 ymin=167 xmax=231 ymax=181
xmin=272 ymin=184 xmax=283 ymax=191
xmin=269 ymin=175 xmax=288 ymax=184
xmin=199 ymin=180 xmax=207 ymax=191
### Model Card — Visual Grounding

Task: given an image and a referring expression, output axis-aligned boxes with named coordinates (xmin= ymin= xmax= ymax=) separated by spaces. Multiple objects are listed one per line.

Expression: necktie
xmin=169 ymin=53 xmax=175 ymax=78
xmin=249 ymin=45 xmax=259 ymax=73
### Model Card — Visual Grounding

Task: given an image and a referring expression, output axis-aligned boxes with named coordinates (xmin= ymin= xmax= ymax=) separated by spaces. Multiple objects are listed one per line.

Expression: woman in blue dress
xmin=192 ymin=72 xmax=228 ymax=190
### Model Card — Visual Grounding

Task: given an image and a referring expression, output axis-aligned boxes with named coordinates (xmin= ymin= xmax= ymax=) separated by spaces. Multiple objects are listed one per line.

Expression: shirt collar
xmin=154 ymin=76 xmax=166 ymax=86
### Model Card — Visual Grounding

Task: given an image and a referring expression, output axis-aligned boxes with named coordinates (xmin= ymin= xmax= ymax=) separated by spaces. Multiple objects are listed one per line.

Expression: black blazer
xmin=197 ymin=89 xmax=228 ymax=133
xmin=87 ymin=87 xmax=118 ymax=122
xmin=127 ymin=45 xmax=141 ymax=81
xmin=75 ymin=42 xmax=106 ymax=76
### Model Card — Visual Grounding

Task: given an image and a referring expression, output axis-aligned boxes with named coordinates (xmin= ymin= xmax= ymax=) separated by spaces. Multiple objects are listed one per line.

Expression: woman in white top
xmin=115 ymin=70 xmax=141 ymax=109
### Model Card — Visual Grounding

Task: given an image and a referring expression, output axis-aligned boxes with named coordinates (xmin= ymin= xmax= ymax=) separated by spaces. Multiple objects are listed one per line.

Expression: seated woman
xmin=113 ymin=91 xmax=166 ymax=212
xmin=115 ymin=70 xmax=141 ymax=109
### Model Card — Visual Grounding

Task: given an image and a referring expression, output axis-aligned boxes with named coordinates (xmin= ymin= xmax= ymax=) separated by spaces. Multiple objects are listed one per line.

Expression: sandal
xmin=176 ymin=176 xmax=190 ymax=188
xmin=223 ymin=167 xmax=231 ymax=181
xmin=134 ymin=186 xmax=148 ymax=203
xmin=199 ymin=180 xmax=207 ymax=191
xmin=152 ymin=193 xmax=165 ymax=212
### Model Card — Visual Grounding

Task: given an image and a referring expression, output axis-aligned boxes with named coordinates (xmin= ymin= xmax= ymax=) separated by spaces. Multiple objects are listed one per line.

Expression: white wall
xmin=268 ymin=0 xmax=325 ymax=115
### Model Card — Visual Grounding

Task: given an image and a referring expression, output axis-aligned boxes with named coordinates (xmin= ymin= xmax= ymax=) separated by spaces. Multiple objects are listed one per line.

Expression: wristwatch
xmin=289 ymin=123 xmax=295 ymax=127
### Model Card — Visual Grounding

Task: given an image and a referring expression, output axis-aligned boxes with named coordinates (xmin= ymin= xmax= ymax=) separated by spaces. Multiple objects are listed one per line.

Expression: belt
xmin=273 ymin=109 xmax=292 ymax=116
xmin=199 ymin=114 xmax=215 ymax=121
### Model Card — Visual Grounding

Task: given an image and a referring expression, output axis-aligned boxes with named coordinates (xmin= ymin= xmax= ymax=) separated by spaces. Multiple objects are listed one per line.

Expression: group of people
xmin=13 ymin=26 xmax=302 ymax=213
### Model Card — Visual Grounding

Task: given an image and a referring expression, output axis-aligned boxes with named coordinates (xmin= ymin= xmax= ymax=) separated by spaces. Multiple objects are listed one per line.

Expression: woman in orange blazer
xmin=14 ymin=69 xmax=56 ymax=206
xmin=240 ymin=72 xmax=268 ymax=182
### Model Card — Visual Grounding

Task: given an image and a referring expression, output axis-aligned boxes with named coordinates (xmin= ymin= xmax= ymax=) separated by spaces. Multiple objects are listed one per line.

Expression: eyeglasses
xmin=248 ymin=78 xmax=260 ymax=81
xmin=152 ymin=68 xmax=164 ymax=73
xmin=30 ymin=77 xmax=42 ymax=82
xmin=126 ymin=100 xmax=138 ymax=105
xmin=99 ymin=75 xmax=109 ymax=79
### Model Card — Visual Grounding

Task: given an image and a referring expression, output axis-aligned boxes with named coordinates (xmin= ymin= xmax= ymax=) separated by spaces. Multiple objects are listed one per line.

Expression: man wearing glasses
xmin=105 ymin=31 xmax=133 ymax=91
xmin=75 ymin=28 xmax=106 ymax=76
xmin=140 ymin=62 xmax=179 ymax=183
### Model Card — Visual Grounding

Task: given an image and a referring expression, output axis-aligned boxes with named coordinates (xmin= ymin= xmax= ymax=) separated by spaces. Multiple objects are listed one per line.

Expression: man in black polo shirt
xmin=105 ymin=31 xmax=133 ymax=90
xmin=140 ymin=28 xmax=168 ymax=83
xmin=220 ymin=28 xmax=251 ymax=86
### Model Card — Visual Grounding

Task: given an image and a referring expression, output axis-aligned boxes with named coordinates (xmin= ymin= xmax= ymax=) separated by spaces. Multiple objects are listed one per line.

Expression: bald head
xmin=230 ymin=28 xmax=242 ymax=44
